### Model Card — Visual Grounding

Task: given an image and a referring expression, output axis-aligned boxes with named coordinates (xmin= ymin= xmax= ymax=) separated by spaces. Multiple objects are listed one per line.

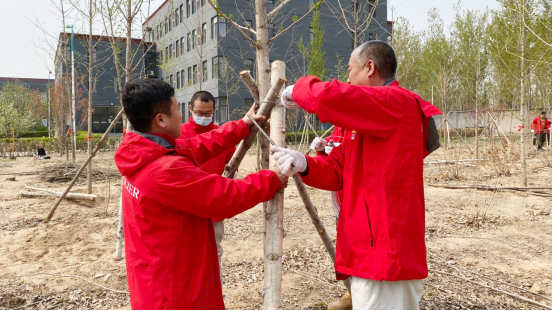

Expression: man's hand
xmin=280 ymin=85 xmax=298 ymax=109
xmin=310 ymin=137 xmax=326 ymax=152
xmin=242 ymin=102 xmax=265 ymax=126
xmin=270 ymin=167 xmax=289 ymax=188
xmin=271 ymin=146 xmax=307 ymax=177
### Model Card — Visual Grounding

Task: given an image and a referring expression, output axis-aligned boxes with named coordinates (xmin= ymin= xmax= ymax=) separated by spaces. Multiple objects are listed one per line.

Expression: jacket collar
xmin=383 ymin=78 xmax=396 ymax=86
xmin=135 ymin=131 xmax=176 ymax=149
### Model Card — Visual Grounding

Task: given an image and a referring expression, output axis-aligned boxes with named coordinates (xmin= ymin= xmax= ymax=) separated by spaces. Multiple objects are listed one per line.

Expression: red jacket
xmin=530 ymin=116 xmax=551 ymax=133
xmin=114 ymin=120 xmax=281 ymax=309
xmin=294 ymin=77 xmax=442 ymax=282
xmin=179 ymin=117 xmax=235 ymax=222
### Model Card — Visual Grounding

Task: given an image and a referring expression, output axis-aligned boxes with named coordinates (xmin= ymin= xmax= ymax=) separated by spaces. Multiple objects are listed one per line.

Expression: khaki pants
xmin=213 ymin=220 xmax=224 ymax=286
xmin=351 ymin=276 xmax=423 ymax=310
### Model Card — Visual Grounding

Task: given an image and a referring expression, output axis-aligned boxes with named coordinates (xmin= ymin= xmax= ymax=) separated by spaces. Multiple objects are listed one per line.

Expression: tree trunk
xmin=87 ymin=0 xmax=94 ymax=194
xmin=263 ymin=60 xmax=286 ymax=310
xmin=520 ymin=0 xmax=527 ymax=187
xmin=115 ymin=195 xmax=124 ymax=260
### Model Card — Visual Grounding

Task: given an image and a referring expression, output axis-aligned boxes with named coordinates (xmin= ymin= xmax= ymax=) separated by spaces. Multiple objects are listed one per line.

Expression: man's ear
xmin=154 ymin=113 xmax=167 ymax=129
xmin=366 ymin=60 xmax=376 ymax=78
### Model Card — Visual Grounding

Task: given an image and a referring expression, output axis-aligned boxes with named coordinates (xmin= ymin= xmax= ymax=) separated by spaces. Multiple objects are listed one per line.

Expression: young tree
xmin=0 ymin=82 xmax=34 ymax=138
xmin=208 ymin=0 xmax=323 ymax=307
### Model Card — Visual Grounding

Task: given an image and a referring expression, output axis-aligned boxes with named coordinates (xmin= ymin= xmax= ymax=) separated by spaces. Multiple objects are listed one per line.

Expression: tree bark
xmin=115 ymin=195 xmax=124 ymax=260
xmin=519 ymin=0 xmax=528 ymax=187
xmin=263 ymin=60 xmax=286 ymax=310
xmin=87 ymin=0 xmax=94 ymax=194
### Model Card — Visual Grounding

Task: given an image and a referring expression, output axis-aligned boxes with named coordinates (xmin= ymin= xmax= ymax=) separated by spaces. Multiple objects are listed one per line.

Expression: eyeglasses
xmin=193 ymin=111 xmax=213 ymax=117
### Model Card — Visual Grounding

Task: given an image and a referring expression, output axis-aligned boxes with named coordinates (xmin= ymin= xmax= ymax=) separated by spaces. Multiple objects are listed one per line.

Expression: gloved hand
xmin=325 ymin=142 xmax=340 ymax=154
xmin=280 ymin=85 xmax=298 ymax=109
xmin=271 ymin=146 xmax=307 ymax=177
xmin=310 ymin=137 xmax=326 ymax=151
xmin=531 ymin=129 xmax=535 ymax=133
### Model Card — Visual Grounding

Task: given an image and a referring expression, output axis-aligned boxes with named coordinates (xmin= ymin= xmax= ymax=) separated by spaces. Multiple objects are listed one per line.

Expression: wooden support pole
xmin=222 ymin=76 xmax=287 ymax=178
xmin=115 ymin=195 xmax=124 ymax=260
xmin=263 ymin=60 xmax=286 ymax=309
xmin=292 ymin=174 xmax=352 ymax=293
xmin=43 ymin=108 xmax=125 ymax=223
xmin=22 ymin=186 xmax=96 ymax=201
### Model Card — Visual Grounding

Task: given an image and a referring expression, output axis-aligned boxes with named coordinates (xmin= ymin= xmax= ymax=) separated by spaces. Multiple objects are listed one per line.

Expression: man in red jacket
xmin=272 ymin=41 xmax=442 ymax=309
xmin=114 ymin=78 xmax=287 ymax=309
xmin=179 ymin=90 xmax=233 ymax=287
xmin=530 ymin=111 xmax=551 ymax=151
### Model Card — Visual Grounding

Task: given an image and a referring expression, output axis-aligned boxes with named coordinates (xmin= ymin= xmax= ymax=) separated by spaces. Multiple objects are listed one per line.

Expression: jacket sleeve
xmin=292 ymin=76 xmax=402 ymax=137
xmin=176 ymin=119 xmax=249 ymax=165
xmin=151 ymin=163 xmax=281 ymax=219
xmin=531 ymin=118 xmax=537 ymax=130
xmin=299 ymin=142 xmax=345 ymax=191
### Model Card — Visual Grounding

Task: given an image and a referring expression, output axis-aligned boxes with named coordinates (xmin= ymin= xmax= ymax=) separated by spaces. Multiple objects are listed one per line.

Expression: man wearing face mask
xmin=179 ymin=91 xmax=234 ymax=287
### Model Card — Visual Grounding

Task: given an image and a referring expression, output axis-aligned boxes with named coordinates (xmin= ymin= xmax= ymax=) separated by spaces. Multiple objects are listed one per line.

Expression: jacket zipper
xmin=364 ymin=200 xmax=375 ymax=247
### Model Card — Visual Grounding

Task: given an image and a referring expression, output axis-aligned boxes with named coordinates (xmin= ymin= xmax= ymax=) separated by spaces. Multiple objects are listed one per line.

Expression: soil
xmin=0 ymin=141 xmax=551 ymax=310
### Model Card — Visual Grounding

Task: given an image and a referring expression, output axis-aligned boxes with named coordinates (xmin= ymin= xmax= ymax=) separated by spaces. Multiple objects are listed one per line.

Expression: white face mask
xmin=193 ymin=115 xmax=212 ymax=127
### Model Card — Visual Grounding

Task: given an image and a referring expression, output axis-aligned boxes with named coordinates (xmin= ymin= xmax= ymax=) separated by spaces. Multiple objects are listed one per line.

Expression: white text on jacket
xmin=122 ymin=176 xmax=140 ymax=199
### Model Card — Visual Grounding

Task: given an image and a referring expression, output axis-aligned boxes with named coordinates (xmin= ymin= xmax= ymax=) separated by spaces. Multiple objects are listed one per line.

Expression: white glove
xmin=280 ymin=85 xmax=298 ymax=109
xmin=271 ymin=146 xmax=307 ymax=177
xmin=531 ymin=129 xmax=535 ymax=133
xmin=310 ymin=137 xmax=326 ymax=151
xmin=325 ymin=142 xmax=340 ymax=154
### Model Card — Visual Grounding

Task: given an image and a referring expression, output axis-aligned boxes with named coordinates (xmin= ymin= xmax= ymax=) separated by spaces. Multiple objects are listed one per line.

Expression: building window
xmin=191 ymin=30 xmax=196 ymax=49
xmin=211 ymin=16 xmax=217 ymax=39
xmin=169 ymin=13 xmax=173 ymax=31
xmin=176 ymin=40 xmax=180 ymax=58
xmin=169 ymin=44 xmax=174 ymax=58
xmin=268 ymin=23 xmax=275 ymax=37
xmin=187 ymin=33 xmax=191 ymax=51
xmin=202 ymin=60 xmax=208 ymax=82
xmin=192 ymin=64 xmax=198 ymax=84
xmin=191 ymin=0 xmax=195 ymax=14
xmin=173 ymin=43 xmax=176 ymax=58
xmin=175 ymin=9 xmax=179 ymax=26
xmin=187 ymin=67 xmax=192 ymax=86
xmin=180 ymin=37 xmax=185 ymax=55
xmin=181 ymin=70 xmax=185 ymax=88
xmin=218 ymin=18 xmax=226 ymax=38
xmin=114 ymin=79 xmax=119 ymax=93
xmin=180 ymin=5 xmax=184 ymax=22
xmin=201 ymin=23 xmax=206 ymax=44
xmin=212 ymin=56 xmax=220 ymax=79
xmin=201 ymin=0 xmax=205 ymax=6
xmin=186 ymin=0 xmax=191 ymax=17
xmin=216 ymin=97 xmax=228 ymax=123
xmin=177 ymin=72 xmax=181 ymax=89
xmin=155 ymin=25 xmax=159 ymax=40
xmin=159 ymin=22 xmax=163 ymax=37
xmin=170 ymin=74 xmax=174 ymax=87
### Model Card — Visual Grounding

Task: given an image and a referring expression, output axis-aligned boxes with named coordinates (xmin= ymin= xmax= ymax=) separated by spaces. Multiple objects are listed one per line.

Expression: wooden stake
xmin=292 ymin=174 xmax=352 ymax=293
xmin=43 ymin=108 xmax=125 ymax=223
xmin=23 ymin=186 xmax=96 ymax=201
xmin=115 ymin=195 xmax=124 ymax=260
xmin=222 ymin=77 xmax=287 ymax=178
xmin=263 ymin=60 xmax=286 ymax=309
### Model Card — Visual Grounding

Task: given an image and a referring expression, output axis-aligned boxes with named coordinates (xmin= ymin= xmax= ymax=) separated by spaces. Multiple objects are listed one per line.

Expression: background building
xmin=143 ymin=0 xmax=392 ymax=126
xmin=0 ymin=77 xmax=52 ymax=93
xmin=54 ymin=33 xmax=156 ymax=133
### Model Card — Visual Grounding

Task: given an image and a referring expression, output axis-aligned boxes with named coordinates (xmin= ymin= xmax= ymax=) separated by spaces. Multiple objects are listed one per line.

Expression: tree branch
xmin=267 ymin=0 xmax=293 ymax=21
xmin=207 ymin=0 xmax=261 ymax=49
xmin=269 ymin=0 xmax=322 ymax=43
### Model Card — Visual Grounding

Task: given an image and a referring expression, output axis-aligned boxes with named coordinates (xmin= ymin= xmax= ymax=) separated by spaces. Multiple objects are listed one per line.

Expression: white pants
xmin=213 ymin=220 xmax=224 ymax=286
xmin=350 ymin=277 xmax=423 ymax=310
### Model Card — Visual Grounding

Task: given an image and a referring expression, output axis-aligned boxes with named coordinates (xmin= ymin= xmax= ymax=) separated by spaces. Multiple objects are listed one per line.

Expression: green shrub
xmin=36 ymin=125 xmax=47 ymax=131
xmin=19 ymin=131 xmax=48 ymax=138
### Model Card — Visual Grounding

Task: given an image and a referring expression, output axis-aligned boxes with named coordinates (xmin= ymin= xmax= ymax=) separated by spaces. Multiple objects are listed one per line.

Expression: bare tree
xmin=327 ymin=0 xmax=380 ymax=48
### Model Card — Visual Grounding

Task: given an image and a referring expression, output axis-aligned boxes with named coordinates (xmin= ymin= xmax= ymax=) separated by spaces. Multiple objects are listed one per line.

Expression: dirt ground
xmin=0 ymin=140 xmax=551 ymax=310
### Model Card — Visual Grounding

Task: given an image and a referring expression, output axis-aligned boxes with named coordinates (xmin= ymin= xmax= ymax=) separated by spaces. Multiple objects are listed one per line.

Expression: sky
xmin=0 ymin=0 xmax=500 ymax=79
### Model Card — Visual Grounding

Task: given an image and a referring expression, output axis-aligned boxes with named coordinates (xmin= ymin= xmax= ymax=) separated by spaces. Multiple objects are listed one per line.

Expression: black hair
xmin=541 ymin=111 xmax=547 ymax=115
xmin=354 ymin=40 xmax=397 ymax=80
xmin=190 ymin=91 xmax=216 ymax=109
xmin=121 ymin=78 xmax=175 ymax=133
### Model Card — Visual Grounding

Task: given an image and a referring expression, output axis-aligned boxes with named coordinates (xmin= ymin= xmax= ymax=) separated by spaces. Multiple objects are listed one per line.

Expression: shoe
xmin=328 ymin=291 xmax=352 ymax=310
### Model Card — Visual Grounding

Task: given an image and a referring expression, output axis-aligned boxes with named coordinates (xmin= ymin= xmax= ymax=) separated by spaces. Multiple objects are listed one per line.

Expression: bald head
xmin=353 ymin=41 xmax=397 ymax=80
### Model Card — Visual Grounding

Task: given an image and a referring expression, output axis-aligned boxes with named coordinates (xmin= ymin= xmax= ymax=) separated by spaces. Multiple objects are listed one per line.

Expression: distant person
xmin=531 ymin=111 xmax=550 ymax=151
xmin=114 ymin=78 xmax=287 ymax=309
xmin=178 ymin=91 xmax=234 ymax=288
